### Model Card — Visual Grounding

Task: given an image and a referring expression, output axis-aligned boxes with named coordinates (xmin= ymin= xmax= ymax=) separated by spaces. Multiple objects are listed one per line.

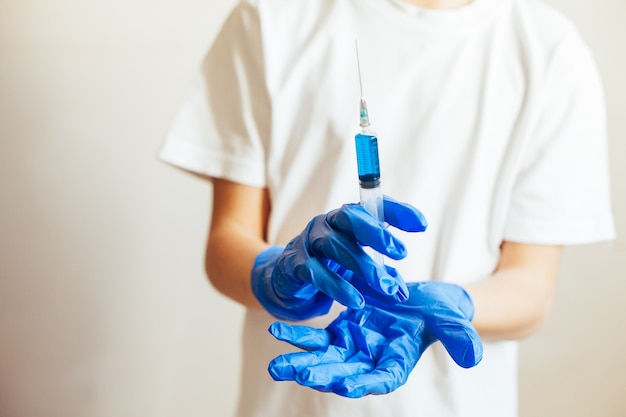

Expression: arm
xmin=464 ymin=241 xmax=562 ymax=340
xmin=205 ymin=178 xmax=269 ymax=310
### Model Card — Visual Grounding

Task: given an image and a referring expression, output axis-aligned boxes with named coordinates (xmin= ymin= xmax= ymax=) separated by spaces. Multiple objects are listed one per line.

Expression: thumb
xmin=382 ymin=195 xmax=427 ymax=232
xmin=430 ymin=312 xmax=483 ymax=368
xmin=268 ymin=322 xmax=331 ymax=351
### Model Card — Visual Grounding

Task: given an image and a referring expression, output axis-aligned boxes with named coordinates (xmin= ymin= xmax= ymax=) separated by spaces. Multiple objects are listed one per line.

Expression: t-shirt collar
xmin=364 ymin=0 xmax=511 ymax=38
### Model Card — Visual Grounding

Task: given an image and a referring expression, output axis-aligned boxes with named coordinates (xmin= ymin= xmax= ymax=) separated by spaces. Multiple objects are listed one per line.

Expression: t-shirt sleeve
xmin=504 ymin=33 xmax=615 ymax=245
xmin=158 ymin=1 xmax=270 ymax=188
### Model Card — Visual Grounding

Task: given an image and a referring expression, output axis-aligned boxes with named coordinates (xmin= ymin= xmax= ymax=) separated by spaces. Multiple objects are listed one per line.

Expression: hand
xmin=251 ymin=196 xmax=427 ymax=321
xmin=267 ymin=281 xmax=483 ymax=397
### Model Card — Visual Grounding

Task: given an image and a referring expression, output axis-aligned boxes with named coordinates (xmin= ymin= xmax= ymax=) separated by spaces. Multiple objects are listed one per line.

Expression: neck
xmin=401 ymin=0 xmax=474 ymax=9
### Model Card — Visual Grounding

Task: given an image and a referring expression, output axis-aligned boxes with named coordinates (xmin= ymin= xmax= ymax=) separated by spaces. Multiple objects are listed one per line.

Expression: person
xmin=159 ymin=0 xmax=615 ymax=415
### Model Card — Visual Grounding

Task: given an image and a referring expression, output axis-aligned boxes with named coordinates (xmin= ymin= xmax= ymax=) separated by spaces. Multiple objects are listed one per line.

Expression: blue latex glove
xmin=251 ymin=196 xmax=427 ymax=321
xmin=267 ymin=281 xmax=483 ymax=397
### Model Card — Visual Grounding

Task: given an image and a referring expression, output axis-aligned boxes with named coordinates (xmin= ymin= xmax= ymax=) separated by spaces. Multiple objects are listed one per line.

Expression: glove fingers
xmin=307 ymin=257 xmax=366 ymax=309
xmin=332 ymin=372 xmax=394 ymax=397
xmin=312 ymin=237 xmax=406 ymax=301
xmin=268 ymin=321 xmax=330 ymax=350
xmin=325 ymin=205 xmax=408 ymax=260
xmin=268 ymin=345 xmax=348 ymax=381
xmin=342 ymin=264 xmax=407 ymax=304
xmin=295 ymin=360 xmax=374 ymax=392
xmin=382 ymin=195 xmax=428 ymax=232
xmin=431 ymin=316 xmax=483 ymax=368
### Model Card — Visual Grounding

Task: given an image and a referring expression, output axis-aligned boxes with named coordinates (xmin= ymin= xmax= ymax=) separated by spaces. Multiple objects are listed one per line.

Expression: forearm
xmin=463 ymin=242 xmax=562 ymax=341
xmin=204 ymin=178 xmax=271 ymax=310
xmin=465 ymin=268 xmax=555 ymax=340
xmin=205 ymin=220 xmax=268 ymax=309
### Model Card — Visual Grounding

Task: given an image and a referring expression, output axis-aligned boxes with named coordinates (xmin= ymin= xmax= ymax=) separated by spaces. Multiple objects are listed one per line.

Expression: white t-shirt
xmin=160 ymin=0 xmax=615 ymax=415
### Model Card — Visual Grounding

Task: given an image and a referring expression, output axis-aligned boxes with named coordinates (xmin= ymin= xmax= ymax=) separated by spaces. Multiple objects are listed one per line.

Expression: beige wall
xmin=0 ymin=1 xmax=623 ymax=416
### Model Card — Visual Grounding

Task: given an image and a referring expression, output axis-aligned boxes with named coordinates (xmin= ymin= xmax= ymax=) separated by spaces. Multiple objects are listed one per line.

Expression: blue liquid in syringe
xmin=355 ymin=133 xmax=381 ymax=188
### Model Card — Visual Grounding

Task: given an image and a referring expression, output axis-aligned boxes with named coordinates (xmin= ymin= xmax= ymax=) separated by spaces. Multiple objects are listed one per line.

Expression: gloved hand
xmin=251 ymin=196 xmax=427 ymax=321
xmin=267 ymin=281 xmax=483 ymax=397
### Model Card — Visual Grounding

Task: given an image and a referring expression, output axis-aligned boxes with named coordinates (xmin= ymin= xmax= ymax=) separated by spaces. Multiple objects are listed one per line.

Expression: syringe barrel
xmin=355 ymin=132 xmax=381 ymax=184
xmin=359 ymin=186 xmax=384 ymax=223
xmin=359 ymin=185 xmax=385 ymax=266
xmin=355 ymin=131 xmax=385 ymax=266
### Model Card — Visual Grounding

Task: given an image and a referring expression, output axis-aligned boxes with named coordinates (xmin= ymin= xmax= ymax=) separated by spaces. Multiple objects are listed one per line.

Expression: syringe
xmin=354 ymin=42 xmax=385 ymax=266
